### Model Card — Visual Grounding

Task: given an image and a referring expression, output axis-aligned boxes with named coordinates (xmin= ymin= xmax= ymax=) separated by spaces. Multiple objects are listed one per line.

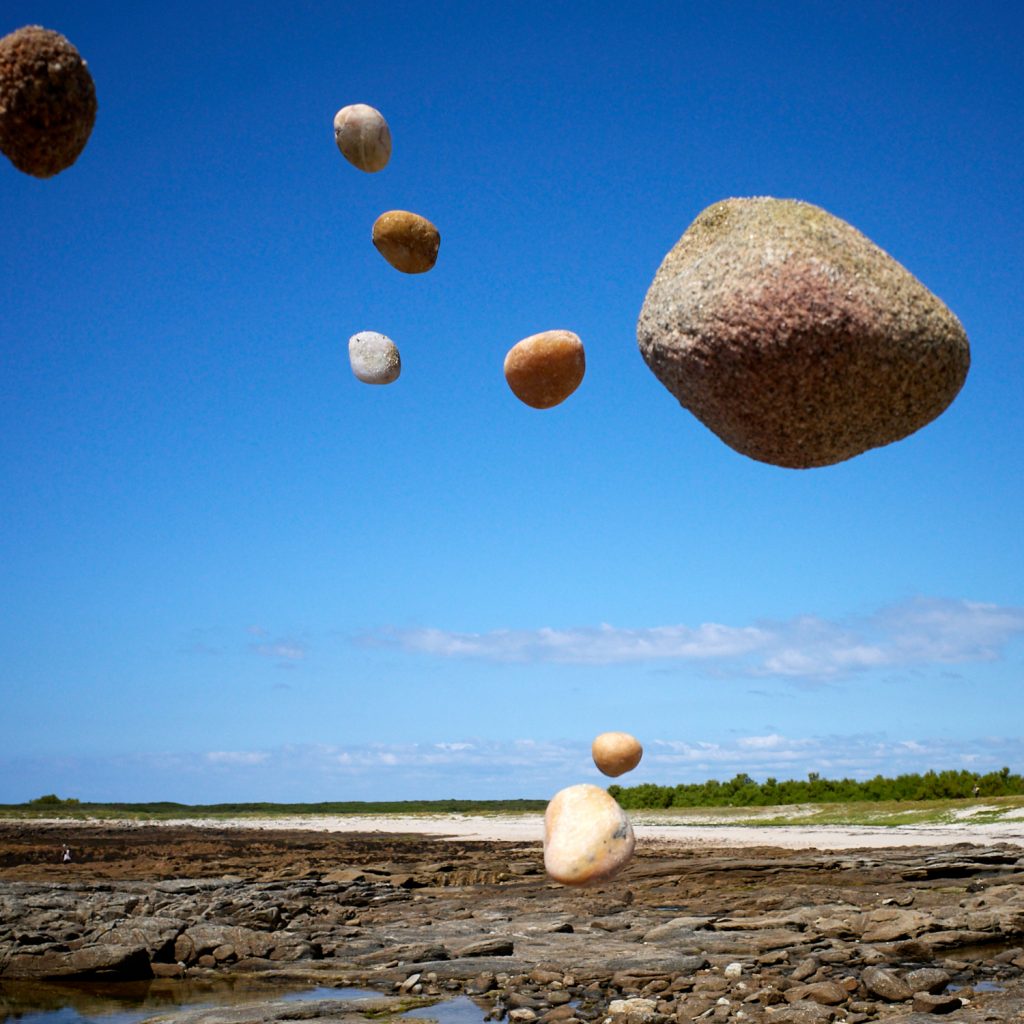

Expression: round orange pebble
xmin=592 ymin=731 xmax=643 ymax=777
xmin=503 ymin=330 xmax=585 ymax=409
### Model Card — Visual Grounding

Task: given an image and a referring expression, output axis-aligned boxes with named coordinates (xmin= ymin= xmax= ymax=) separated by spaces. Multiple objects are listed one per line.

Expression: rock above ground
xmin=591 ymin=732 xmax=643 ymax=777
xmin=348 ymin=331 xmax=401 ymax=385
xmin=543 ymin=784 xmax=634 ymax=886
xmin=636 ymin=197 xmax=970 ymax=468
xmin=333 ymin=103 xmax=391 ymax=172
xmin=371 ymin=211 xmax=440 ymax=274
xmin=503 ymin=330 xmax=585 ymax=409
xmin=0 ymin=25 xmax=97 ymax=177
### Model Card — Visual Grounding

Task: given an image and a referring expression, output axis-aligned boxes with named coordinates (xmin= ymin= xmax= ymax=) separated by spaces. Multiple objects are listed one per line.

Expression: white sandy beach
xmin=54 ymin=813 xmax=1024 ymax=850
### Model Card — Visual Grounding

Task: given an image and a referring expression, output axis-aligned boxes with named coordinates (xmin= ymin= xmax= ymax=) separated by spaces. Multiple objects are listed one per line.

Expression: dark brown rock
xmin=0 ymin=25 xmax=97 ymax=177
xmin=911 ymin=991 xmax=962 ymax=1014
xmin=637 ymin=197 xmax=970 ymax=468
xmin=784 ymin=981 xmax=847 ymax=1006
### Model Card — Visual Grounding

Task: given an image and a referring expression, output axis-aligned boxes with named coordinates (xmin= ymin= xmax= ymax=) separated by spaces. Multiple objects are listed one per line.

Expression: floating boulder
xmin=592 ymin=732 xmax=643 ymax=777
xmin=348 ymin=331 xmax=401 ymax=385
xmin=372 ymin=210 xmax=440 ymax=274
xmin=504 ymin=330 xmax=585 ymax=409
xmin=333 ymin=103 xmax=391 ymax=173
xmin=636 ymin=197 xmax=970 ymax=468
xmin=0 ymin=25 xmax=97 ymax=177
xmin=544 ymin=783 xmax=635 ymax=886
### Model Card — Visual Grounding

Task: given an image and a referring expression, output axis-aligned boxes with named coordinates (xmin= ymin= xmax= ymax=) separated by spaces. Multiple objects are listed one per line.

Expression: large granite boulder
xmin=637 ymin=197 xmax=970 ymax=468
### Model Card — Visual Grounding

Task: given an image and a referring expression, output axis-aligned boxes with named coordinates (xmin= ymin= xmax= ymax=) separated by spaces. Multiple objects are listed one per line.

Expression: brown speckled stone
xmin=0 ymin=25 xmax=97 ymax=178
xmin=637 ymin=197 xmax=970 ymax=468
xmin=372 ymin=210 xmax=440 ymax=274
xmin=504 ymin=330 xmax=586 ymax=409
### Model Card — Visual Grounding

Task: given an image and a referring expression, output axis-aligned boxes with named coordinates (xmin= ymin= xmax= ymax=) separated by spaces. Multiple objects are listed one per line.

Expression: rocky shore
xmin=2 ymin=822 xmax=1024 ymax=1023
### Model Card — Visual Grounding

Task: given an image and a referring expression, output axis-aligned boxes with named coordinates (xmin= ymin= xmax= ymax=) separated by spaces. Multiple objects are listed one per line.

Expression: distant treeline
xmin=1 ymin=795 xmax=547 ymax=816
xmin=608 ymin=767 xmax=1023 ymax=808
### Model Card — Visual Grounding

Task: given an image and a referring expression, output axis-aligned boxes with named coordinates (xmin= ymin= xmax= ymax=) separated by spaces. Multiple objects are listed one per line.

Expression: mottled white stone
xmin=543 ymin=783 xmax=634 ymax=887
xmin=592 ymin=732 xmax=643 ymax=778
xmin=348 ymin=331 xmax=400 ymax=385
xmin=333 ymin=103 xmax=391 ymax=172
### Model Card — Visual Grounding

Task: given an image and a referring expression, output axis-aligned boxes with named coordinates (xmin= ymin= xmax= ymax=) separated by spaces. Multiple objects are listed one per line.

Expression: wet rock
xmin=911 ymin=991 xmax=962 ymax=1014
xmin=4 ymin=942 xmax=152 ymax=979
xmin=503 ymin=330 xmax=586 ymax=410
xmin=348 ymin=331 xmax=401 ymax=385
xmin=543 ymin=784 xmax=634 ymax=887
xmin=905 ymin=967 xmax=952 ymax=994
xmin=0 ymin=25 xmax=97 ymax=177
xmin=372 ymin=210 xmax=440 ymax=274
xmin=636 ymin=197 xmax=970 ymax=468
xmin=333 ymin=103 xmax=391 ymax=172
xmin=592 ymin=733 xmax=643 ymax=778
xmin=861 ymin=965 xmax=912 ymax=1002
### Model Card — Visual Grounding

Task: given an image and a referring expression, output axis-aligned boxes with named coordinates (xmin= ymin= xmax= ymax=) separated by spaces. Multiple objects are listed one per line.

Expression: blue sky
xmin=2 ymin=1 xmax=1022 ymax=803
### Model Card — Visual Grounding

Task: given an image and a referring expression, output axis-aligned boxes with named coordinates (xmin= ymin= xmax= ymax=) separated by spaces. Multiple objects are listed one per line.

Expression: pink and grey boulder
xmin=637 ymin=197 xmax=970 ymax=468
xmin=0 ymin=25 xmax=97 ymax=177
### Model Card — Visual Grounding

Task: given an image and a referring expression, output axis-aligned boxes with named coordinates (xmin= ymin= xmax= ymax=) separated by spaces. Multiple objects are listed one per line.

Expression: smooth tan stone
xmin=504 ymin=330 xmax=585 ymax=409
xmin=333 ymin=103 xmax=391 ymax=172
xmin=544 ymin=784 xmax=634 ymax=887
xmin=592 ymin=732 xmax=643 ymax=777
xmin=0 ymin=25 xmax=97 ymax=178
xmin=348 ymin=331 xmax=400 ymax=385
xmin=637 ymin=197 xmax=970 ymax=468
xmin=372 ymin=210 xmax=440 ymax=274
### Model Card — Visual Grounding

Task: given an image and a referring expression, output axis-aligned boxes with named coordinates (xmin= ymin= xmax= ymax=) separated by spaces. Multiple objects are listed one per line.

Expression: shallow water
xmin=0 ymin=979 xmax=381 ymax=1024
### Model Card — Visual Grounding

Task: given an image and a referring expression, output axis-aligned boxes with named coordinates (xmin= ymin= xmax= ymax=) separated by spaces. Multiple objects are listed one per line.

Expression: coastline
xmin=19 ymin=812 xmax=1024 ymax=849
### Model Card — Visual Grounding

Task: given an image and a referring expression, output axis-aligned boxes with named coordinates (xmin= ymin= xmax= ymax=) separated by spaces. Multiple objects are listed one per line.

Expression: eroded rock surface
xmin=2 ymin=823 xmax=1023 ymax=1024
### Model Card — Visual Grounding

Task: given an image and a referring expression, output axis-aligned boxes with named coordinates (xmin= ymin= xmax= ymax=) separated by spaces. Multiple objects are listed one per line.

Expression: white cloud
xmin=205 ymin=750 xmax=269 ymax=766
xmin=366 ymin=597 xmax=1024 ymax=681
xmin=251 ymin=641 xmax=306 ymax=661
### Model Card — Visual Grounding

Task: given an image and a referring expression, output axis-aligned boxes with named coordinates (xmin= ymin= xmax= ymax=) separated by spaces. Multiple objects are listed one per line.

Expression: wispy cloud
xmin=366 ymin=598 xmax=1024 ymax=681
xmin=249 ymin=636 xmax=307 ymax=664
xmin=205 ymin=751 xmax=270 ymax=766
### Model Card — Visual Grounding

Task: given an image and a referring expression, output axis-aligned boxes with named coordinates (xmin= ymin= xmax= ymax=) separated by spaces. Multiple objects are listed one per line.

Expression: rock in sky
xmin=348 ymin=331 xmax=401 ymax=385
xmin=333 ymin=103 xmax=391 ymax=173
xmin=592 ymin=732 xmax=643 ymax=777
xmin=0 ymin=25 xmax=97 ymax=177
xmin=504 ymin=330 xmax=586 ymax=409
xmin=544 ymin=783 xmax=635 ymax=886
xmin=637 ymin=197 xmax=971 ymax=468
xmin=372 ymin=210 xmax=440 ymax=274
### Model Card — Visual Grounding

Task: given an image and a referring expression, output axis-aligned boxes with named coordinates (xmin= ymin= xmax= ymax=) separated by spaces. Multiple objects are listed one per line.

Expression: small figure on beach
xmin=62 ymin=845 xmax=72 ymax=864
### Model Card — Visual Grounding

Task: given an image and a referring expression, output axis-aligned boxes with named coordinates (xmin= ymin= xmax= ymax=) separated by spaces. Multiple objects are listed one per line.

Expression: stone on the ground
xmin=503 ymin=330 xmax=585 ymax=409
xmin=636 ymin=197 xmax=970 ymax=468
xmin=348 ymin=331 xmax=401 ymax=385
xmin=0 ymin=25 xmax=97 ymax=177
xmin=591 ymin=732 xmax=643 ymax=777
xmin=543 ymin=783 xmax=634 ymax=887
xmin=333 ymin=103 xmax=391 ymax=172
xmin=861 ymin=965 xmax=912 ymax=1002
xmin=372 ymin=210 xmax=440 ymax=274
